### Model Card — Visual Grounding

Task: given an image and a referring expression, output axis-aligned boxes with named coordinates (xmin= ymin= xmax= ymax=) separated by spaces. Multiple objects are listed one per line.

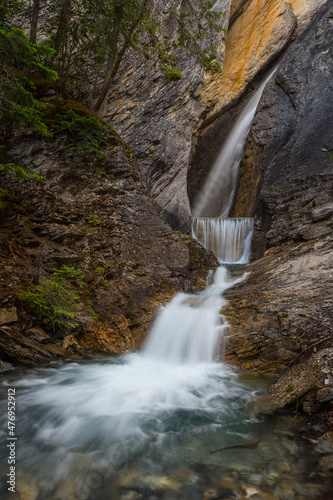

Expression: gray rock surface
xmin=223 ymin=3 xmax=333 ymax=381
xmin=255 ymin=348 xmax=333 ymax=413
xmin=103 ymin=0 xmax=231 ymax=231
xmin=0 ymin=109 xmax=216 ymax=367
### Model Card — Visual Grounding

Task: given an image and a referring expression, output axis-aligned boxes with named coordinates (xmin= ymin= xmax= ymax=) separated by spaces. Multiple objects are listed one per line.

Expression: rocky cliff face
xmin=0 ymin=113 xmax=216 ymax=370
xmin=233 ymin=0 xmax=333 ymax=248
xmin=103 ymin=0 xmax=231 ymax=231
xmin=100 ymin=0 xmax=328 ymax=232
xmin=188 ymin=0 xmax=328 ymax=215
xmin=201 ymin=0 xmax=328 ymax=119
xmin=223 ymin=1 xmax=333 ymax=402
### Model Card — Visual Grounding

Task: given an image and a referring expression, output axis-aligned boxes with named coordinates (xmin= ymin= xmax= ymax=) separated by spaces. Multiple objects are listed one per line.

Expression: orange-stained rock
xmin=79 ymin=316 xmax=133 ymax=354
xmin=200 ymin=0 xmax=329 ymax=121
xmin=200 ymin=0 xmax=296 ymax=120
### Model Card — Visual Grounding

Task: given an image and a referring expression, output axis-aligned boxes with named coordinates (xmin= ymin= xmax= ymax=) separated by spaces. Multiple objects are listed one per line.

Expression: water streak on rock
xmin=192 ymin=70 xmax=276 ymax=218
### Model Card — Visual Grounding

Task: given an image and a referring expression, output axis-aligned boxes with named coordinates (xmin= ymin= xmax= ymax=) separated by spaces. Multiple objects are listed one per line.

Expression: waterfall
xmin=142 ymin=266 xmax=246 ymax=364
xmin=192 ymin=69 xmax=276 ymax=218
xmin=192 ymin=217 xmax=254 ymax=264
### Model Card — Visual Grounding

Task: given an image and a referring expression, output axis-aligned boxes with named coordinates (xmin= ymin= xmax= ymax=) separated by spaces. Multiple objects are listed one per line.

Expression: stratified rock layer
xmin=202 ymin=0 xmax=328 ymax=121
xmin=104 ymin=0 xmax=231 ymax=231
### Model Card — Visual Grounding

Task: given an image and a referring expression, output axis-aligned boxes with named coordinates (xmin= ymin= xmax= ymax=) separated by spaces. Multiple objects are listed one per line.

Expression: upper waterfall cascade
xmin=192 ymin=69 xmax=276 ymax=219
xmin=191 ymin=70 xmax=276 ymax=263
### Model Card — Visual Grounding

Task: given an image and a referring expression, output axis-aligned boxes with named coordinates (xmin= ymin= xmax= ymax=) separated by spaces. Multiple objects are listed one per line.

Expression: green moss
xmin=164 ymin=66 xmax=182 ymax=82
xmin=84 ymin=215 xmax=102 ymax=226
xmin=93 ymin=167 xmax=114 ymax=179
xmin=0 ymin=148 xmax=45 ymax=181
xmin=133 ymin=270 xmax=147 ymax=277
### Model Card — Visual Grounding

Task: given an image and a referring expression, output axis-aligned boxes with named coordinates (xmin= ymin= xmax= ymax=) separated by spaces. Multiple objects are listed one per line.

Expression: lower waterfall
xmin=1 ymin=260 xmax=328 ymax=499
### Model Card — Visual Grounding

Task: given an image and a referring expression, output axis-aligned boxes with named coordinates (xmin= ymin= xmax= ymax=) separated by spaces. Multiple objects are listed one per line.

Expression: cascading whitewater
xmin=142 ymin=266 xmax=245 ymax=364
xmin=192 ymin=69 xmax=276 ymax=219
xmin=192 ymin=217 xmax=254 ymax=264
xmin=190 ymin=70 xmax=275 ymax=264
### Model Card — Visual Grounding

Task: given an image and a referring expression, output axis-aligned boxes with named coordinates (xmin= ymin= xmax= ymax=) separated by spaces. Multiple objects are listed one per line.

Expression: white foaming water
xmin=192 ymin=217 xmax=254 ymax=264
xmin=142 ymin=266 xmax=245 ymax=363
xmin=0 ymin=266 xmax=254 ymax=498
xmin=192 ymin=70 xmax=276 ymax=218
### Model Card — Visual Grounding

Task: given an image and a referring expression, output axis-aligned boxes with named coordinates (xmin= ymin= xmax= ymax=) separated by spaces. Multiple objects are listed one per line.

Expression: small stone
xmin=250 ymin=494 xmax=276 ymax=500
xmin=17 ymin=473 xmax=39 ymax=500
xmin=245 ymin=487 xmax=259 ymax=497
xmin=217 ymin=478 xmax=243 ymax=495
xmin=118 ymin=472 xmax=178 ymax=492
xmin=245 ymin=474 xmax=263 ymax=487
xmin=315 ymin=432 xmax=333 ymax=454
xmin=316 ymin=386 xmax=333 ymax=403
xmin=0 ymin=306 xmax=18 ymax=325
xmin=280 ymin=493 xmax=295 ymax=500
xmin=319 ymin=455 xmax=333 ymax=470
xmin=281 ymin=462 xmax=291 ymax=473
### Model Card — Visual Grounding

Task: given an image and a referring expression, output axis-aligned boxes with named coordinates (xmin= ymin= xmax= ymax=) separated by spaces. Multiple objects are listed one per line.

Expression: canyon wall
xmin=224 ymin=1 xmax=333 ymax=384
xmin=103 ymin=0 xmax=328 ymax=230
xmin=103 ymin=0 xmax=231 ymax=231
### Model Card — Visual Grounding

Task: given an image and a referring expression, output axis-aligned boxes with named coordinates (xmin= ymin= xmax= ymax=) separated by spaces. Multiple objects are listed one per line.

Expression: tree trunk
xmin=29 ymin=0 xmax=40 ymax=44
xmin=53 ymin=0 xmax=72 ymax=53
xmin=94 ymin=0 xmax=150 ymax=112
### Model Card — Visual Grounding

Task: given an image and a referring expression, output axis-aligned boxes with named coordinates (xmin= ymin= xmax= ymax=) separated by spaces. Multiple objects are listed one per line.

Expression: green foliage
xmin=164 ymin=66 xmax=182 ymax=82
xmin=175 ymin=0 xmax=225 ymax=74
xmin=50 ymin=109 xmax=109 ymax=159
xmin=33 ymin=0 xmax=225 ymax=107
xmin=84 ymin=214 xmax=105 ymax=226
xmin=322 ymin=148 xmax=333 ymax=159
xmin=52 ymin=265 xmax=86 ymax=286
xmin=0 ymin=146 xmax=46 ymax=182
xmin=0 ymin=0 xmax=24 ymax=30
xmin=0 ymin=161 xmax=45 ymax=181
xmin=22 ymin=265 xmax=88 ymax=330
xmin=0 ymin=27 xmax=58 ymax=135
xmin=0 ymin=0 xmax=225 ymax=133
